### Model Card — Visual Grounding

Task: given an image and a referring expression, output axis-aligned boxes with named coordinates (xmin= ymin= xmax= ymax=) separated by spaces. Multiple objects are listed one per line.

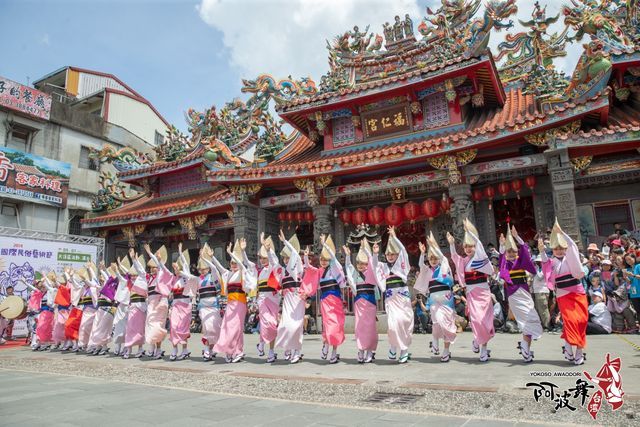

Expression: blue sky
xmin=1 ymin=0 xmax=579 ymax=133
xmin=0 ymin=0 xmax=240 ymax=131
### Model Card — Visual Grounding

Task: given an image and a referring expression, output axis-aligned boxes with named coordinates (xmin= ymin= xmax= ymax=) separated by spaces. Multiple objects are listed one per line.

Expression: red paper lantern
xmin=511 ymin=179 xmax=522 ymax=199
xmin=384 ymin=204 xmax=404 ymax=226
xmin=295 ymin=211 xmax=305 ymax=222
xmin=421 ymin=198 xmax=440 ymax=221
xmin=472 ymin=189 xmax=483 ymax=204
xmin=305 ymin=211 xmax=314 ymax=222
xmin=367 ymin=206 xmax=384 ymax=226
xmin=338 ymin=209 xmax=352 ymax=225
xmin=440 ymin=194 xmax=451 ymax=213
xmin=286 ymin=211 xmax=295 ymax=222
xmin=525 ymin=175 xmax=536 ymax=190
xmin=278 ymin=212 xmax=287 ymax=222
xmin=497 ymin=182 xmax=510 ymax=205
xmin=353 ymin=208 xmax=368 ymax=226
xmin=403 ymin=201 xmax=420 ymax=223
xmin=525 ymin=175 xmax=537 ymax=199
xmin=484 ymin=185 xmax=495 ymax=210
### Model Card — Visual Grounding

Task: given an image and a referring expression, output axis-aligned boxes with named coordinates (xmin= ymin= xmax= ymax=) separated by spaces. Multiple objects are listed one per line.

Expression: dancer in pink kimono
xmin=123 ymin=250 xmax=149 ymax=359
xmin=34 ymin=273 xmax=56 ymax=350
xmin=24 ymin=277 xmax=46 ymax=350
xmin=211 ymin=239 xmax=257 ymax=363
xmin=448 ymin=219 xmax=495 ymax=362
xmin=343 ymin=238 xmax=379 ymax=363
xmin=539 ymin=219 xmax=588 ymax=365
xmin=181 ymin=243 xmax=223 ymax=361
xmin=143 ymin=244 xmax=173 ymax=360
xmin=112 ymin=257 xmax=131 ymax=356
xmin=256 ymin=233 xmax=281 ymax=363
xmin=88 ymin=263 xmax=118 ymax=356
xmin=499 ymin=226 xmax=543 ymax=363
xmin=373 ymin=226 xmax=413 ymax=364
xmin=274 ymin=230 xmax=305 ymax=364
xmin=167 ymin=245 xmax=194 ymax=361
xmin=415 ymin=232 xmax=456 ymax=362
xmin=303 ymin=234 xmax=346 ymax=364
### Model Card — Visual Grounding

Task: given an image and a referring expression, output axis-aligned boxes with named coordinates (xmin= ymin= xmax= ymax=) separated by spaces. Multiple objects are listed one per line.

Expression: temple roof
xmin=82 ymin=188 xmax=233 ymax=229
xmin=207 ymin=87 xmax=609 ymax=183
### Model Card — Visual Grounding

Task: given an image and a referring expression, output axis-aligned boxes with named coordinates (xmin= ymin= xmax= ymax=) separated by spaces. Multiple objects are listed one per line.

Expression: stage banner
xmin=0 ymin=236 xmax=98 ymax=300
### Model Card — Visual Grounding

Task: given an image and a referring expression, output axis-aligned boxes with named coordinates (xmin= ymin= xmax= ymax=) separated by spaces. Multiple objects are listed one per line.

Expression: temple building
xmin=82 ymin=0 xmax=640 ymax=268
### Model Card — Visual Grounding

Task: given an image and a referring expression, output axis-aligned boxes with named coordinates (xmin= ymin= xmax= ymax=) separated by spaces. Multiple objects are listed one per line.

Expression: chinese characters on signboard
xmin=0 ymin=147 xmax=71 ymax=208
xmin=362 ymin=104 xmax=411 ymax=139
xmin=0 ymin=76 xmax=52 ymax=120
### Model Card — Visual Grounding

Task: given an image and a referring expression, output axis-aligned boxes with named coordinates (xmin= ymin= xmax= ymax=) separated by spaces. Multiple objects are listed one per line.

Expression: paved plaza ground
xmin=0 ymin=331 xmax=638 ymax=426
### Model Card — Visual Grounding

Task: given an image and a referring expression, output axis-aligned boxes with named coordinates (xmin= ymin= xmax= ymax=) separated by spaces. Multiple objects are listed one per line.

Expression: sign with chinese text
xmin=0 ymin=236 xmax=98 ymax=300
xmin=0 ymin=147 xmax=71 ymax=208
xmin=0 ymin=76 xmax=52 ymax=120
xmin=362 ymin=104 xmax=411 ymax=139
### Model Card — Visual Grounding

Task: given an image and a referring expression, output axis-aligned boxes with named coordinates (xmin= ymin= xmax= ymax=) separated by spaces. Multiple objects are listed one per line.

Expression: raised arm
xmin=342 ymin=245 xmax=356 ymax=292
xmin=131 ymin=249 xmax=146 ymax=277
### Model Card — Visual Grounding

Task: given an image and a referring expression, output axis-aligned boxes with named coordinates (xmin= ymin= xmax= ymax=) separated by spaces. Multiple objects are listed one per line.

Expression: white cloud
xmin=197 ymin=0 xmax=422 ymax=80
xmin=198 ymin=0 xmax=582 ymax=83
xmin=40 ymin=33 xmax=50 ymax=46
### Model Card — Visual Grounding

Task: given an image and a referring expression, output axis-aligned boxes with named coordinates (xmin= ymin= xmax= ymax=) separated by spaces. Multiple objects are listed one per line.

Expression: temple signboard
xmin=362 ymin=104 xmax=411 ymax=139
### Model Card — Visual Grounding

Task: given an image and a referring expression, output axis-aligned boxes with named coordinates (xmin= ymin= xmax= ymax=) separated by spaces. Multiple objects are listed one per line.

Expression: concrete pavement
xmin=0 ymin=331 xmax=638 ymax=426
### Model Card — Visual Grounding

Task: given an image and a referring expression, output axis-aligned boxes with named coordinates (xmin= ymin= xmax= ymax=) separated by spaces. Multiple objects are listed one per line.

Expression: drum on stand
xmin=0 ymin=295 xmax=27 ymax=320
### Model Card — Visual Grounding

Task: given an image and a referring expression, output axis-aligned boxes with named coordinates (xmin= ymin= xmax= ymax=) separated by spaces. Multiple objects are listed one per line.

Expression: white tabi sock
xmin=268 ymin=349 xmax=274 ymax=357
xmin=171 ymin=347 xmax=178 ymax=357
xmin=331 ymin=347 xmax=337 ymax=359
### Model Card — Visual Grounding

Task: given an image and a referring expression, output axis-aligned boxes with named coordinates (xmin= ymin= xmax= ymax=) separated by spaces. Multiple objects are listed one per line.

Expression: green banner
xmin=57 ymin=252 xmax=91 ymax=263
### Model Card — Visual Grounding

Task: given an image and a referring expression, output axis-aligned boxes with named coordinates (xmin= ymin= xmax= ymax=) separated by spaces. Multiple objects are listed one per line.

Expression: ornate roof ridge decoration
xmin=427 ymin=149 xmax=477 ymax=186
xmin=277 ymin=0 xmax=517 ymax=109
xmin=91 ymin=171 xmax=149 ymax=212
xmin=496 ymin=1 xmax=570 ymax=102
xmin=525 ymin=120 xmax=581 ymax=148
xmin=294 ymin=176 xmax=332 ymax=207
xmin=88 ymin=145 xmax=154 ymax=172
xmin=227 ymin=184 xmax=262 ymax=202
xmin=178 ymin=214 xmax=208 ymax=240
xmin=570 ymin=155 xmax=593 ymax=173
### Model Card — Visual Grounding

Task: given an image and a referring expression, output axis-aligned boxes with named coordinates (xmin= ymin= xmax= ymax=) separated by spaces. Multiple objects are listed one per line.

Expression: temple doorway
xmin=492 ymin=196 xmax=537 ymax=243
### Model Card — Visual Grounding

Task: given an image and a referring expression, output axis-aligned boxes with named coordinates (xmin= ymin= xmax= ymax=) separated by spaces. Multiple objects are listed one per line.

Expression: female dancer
xmin=123 ymin=249 xmax=149 ymax=359
xmin=343 ymin=239 xmax=379 ymax=363
xmin=500 ymin=226 xmax=543 ymax=363
xmin=416 ymin=232 xmax=456 ymax=362
xmin=88 ymin=262 xmax=118 ymax=356
xmin=143 ymin=244 xmax=173 ymax=360
xmin=303 ymin=234 xmax=346 ymax=364
xmin=539 ymin=219 xmax=587 ymax=365
xmin=35 ymin=271 xmax=57 ymax=350
xmin=374 ymin=226 xmax=413 ymax=364
xmin=168 ymin=248 xmax=193 ymax=361
xmin=63 ymin=268 xmax=84 ymax=352
xmin=448 ymin=219 xmax=495 ymax=362
xmin=256 ymin=233 xmax=281 ymax=363
xmin=211 ymin=239 xmax=257 ymax=363
xmin=112 ymin=257 xmax=131 ymax=356
xmin=51 ymin=272 xmax=71 ymax=350
xmin=182 ymin=243 xmax=223 ymax=361
xmin=74 ymin=266 xmax=97 ymax=353
xmin=274 ymin=230 xmax=305 ymax=364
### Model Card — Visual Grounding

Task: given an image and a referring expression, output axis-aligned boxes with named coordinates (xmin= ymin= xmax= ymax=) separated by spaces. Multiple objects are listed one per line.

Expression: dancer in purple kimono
xmin=499 ymin=226 xmax=543 ymax=363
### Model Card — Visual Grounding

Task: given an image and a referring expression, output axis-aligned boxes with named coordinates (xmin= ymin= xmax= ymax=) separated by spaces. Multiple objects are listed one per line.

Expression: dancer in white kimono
xmin=374 ymin=226 xmax=413 ymax=364
xmin=256 ymin=233 xmax=281 ymax=363
xmin=274 ymin=230 xmax=305 ymax=364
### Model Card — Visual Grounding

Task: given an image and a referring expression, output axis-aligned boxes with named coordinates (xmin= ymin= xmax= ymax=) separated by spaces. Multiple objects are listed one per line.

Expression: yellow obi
xmin=226 ymin=282 xmax=247 ymax=304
